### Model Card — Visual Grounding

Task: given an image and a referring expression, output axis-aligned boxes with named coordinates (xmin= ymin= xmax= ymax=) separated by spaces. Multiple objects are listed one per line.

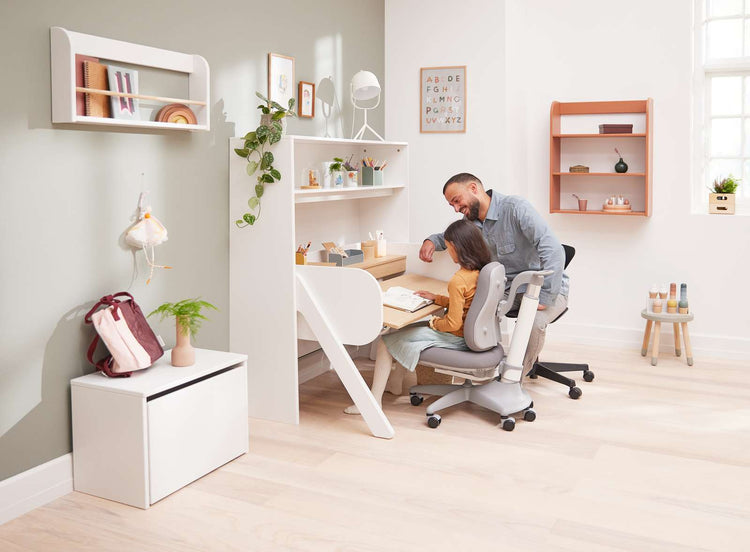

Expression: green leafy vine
xmin=234 ymin=92 xmax=296 ymax=228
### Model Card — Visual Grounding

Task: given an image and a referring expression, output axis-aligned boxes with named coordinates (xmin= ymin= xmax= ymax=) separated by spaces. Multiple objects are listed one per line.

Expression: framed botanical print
xmin=268 ymin=53 xmax=295 ymax=110
xmin=420 ymin=65 xmax=466 ymax=133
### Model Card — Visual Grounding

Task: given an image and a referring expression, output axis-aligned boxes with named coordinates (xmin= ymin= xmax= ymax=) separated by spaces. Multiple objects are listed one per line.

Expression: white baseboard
xmin=0 ymin=454 xmax=73 ymax=526
xmin=547 ymin=321 xmax=750 ymax=361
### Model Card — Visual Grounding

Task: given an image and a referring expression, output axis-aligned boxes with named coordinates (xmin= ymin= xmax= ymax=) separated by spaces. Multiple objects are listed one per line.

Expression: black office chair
xmin=509 ymin=244 xmax=594 ymax=399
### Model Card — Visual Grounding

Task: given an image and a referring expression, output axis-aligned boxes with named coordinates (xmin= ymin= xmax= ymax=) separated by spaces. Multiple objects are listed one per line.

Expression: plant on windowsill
xmin=708 ymin=174 xmax=740 ymax=215
xmin=233 ymin=92 xmax=297 ymax=228
xmin=149 ymin=298 xmax=218 ymax=367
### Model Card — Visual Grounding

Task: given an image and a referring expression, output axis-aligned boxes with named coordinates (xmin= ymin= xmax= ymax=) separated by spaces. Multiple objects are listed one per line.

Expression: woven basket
xmin=415 ymin=364 xmax=454 ymax=385
xmin=569 ymin=165 xmax=590 ymax=173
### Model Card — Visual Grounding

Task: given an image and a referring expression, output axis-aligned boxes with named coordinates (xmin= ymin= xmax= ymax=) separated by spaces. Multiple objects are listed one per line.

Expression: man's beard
xmin=465 ymin=197 xmax=480 ymax=221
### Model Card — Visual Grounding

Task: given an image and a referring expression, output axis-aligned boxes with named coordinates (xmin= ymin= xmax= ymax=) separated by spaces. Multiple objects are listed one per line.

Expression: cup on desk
xmin=295 ymin=252 xmax=307 ymax=265
xmin=361 ymin=240 xmax=376 ymax=260
xmin=376 ymin=239 xmax=386 ymax=258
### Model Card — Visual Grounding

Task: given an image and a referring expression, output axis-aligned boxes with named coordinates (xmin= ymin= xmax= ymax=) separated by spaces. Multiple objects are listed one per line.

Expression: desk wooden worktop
xmin=380 ymin=273 xmax=448 ymax=330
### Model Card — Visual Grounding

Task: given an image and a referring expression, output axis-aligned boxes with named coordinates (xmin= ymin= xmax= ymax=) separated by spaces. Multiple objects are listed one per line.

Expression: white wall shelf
xmin=50 ymin=27 xmax=209 ymax=131
xmin=294 ymin=183 xmax=405 ymax=204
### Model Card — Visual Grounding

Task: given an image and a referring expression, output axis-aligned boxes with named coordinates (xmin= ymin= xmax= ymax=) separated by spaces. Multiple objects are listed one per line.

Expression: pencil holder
xmin=295 ymin=252 xmax=307 ymax=265
xmin=361 ymin=240 xmax=376 ymax=259
xmin=361 ymin=166 xmax=383 ymax=186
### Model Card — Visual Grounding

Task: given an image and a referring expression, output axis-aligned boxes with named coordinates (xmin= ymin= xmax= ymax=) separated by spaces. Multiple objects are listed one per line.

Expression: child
xmin=345 ymin=219 xmax=492 ymax=415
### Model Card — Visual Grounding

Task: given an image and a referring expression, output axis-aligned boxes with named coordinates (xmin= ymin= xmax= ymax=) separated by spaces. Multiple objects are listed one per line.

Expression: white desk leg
xmin=296 ymin=278 xmax=395 ymax=439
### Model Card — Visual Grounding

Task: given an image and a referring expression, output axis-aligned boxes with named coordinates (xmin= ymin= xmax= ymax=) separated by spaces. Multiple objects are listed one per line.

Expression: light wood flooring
xmin=2 ymin=342 xmax=749 ymax=551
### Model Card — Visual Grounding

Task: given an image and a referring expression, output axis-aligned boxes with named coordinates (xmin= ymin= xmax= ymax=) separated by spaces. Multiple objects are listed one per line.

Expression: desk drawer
xmin=364 ymin=257 xmax=406 ymax=279
xmin=147 ymin=365 xmax=248 ymax=504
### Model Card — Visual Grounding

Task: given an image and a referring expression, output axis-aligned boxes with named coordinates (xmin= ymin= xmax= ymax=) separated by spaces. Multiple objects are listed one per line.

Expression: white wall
xmin=384 ymin=0 xmax=507 ymax=244
xmin=387 ymin=0 xmax=750 ymax=358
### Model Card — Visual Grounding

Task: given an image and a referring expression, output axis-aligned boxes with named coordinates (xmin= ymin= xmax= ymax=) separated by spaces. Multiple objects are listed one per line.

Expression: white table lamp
xmin=350 ymin=70 xmax=383 ymax=141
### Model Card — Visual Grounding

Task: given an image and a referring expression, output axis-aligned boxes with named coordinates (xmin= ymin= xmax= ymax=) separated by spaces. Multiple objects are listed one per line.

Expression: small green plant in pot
xmin=234 ymin=92 xmax=296 ymax=228
xmin=708 ymin=174 xmax=740 ymax=214
xmin=149 ymin=298 xmax=218 ymax=366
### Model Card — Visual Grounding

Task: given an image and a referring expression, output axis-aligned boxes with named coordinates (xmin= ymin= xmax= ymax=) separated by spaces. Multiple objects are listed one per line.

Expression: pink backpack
xmin=84 ymin=292 xmax=163 ymax=377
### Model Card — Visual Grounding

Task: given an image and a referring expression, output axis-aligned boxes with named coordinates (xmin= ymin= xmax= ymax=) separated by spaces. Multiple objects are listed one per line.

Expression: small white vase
xmin=171 ymin=317 xmax=195 ymax=367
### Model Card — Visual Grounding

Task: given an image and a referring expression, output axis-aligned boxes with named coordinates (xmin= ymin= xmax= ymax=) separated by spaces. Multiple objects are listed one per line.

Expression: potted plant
xmin=233 ymin=92 xmax=296 ymax=228
xmin=709 ymin=175 xmax=739 ymax=214
xmin=326 ymin=156 xmax=346 ymax=187
xmin=149 ymin=298 xmax=217 ymax=366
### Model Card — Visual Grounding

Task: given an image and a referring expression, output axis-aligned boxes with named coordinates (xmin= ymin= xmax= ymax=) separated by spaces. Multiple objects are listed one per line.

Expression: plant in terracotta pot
xmin=149 ymin=298 xmax=217 ymax=367
xmin=233 ymin=92 xmax=296 ymax=228
xmin=708 ymin=174 xmax=740 ymax=214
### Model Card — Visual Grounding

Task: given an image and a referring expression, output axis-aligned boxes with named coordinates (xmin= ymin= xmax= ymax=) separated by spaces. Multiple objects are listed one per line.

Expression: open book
xmin=382 ymin=286 xmax=434 ymax=313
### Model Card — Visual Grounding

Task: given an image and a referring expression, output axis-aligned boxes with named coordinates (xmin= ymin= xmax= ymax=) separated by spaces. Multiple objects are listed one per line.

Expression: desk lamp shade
xmin=350 ymin=70 xmax=383 ymax=141
xmin=351 ymin=70 xmax=380 ymax=101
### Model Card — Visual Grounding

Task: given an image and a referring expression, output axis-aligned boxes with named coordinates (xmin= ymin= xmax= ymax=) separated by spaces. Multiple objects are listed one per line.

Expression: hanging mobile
xmin=124 ymin=191 xmax=172 ymax=284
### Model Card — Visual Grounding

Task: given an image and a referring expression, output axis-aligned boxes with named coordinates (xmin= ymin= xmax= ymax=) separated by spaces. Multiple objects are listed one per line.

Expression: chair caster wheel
xmin=502 ymin=417 xmax=515 ymax=431
xmin=583 ymin=370 xmax=595 ymax=382
xmin=410 ymin=394 xmax=424 ymax=406
xmin=427 ymin=414 xmax=441 ymax=428
xmin=523 ymin=409 xmax=536 ymax=422
xmin=569 ymin=386 xmax=582 ymax=399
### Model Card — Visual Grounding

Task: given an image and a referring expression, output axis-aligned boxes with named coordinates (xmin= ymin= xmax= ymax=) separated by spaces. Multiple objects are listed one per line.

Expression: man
xmin=419 ymin=173 xmax=569 ymax=375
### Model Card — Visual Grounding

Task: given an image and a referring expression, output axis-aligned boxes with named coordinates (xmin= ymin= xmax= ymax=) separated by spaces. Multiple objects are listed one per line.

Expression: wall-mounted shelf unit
xmin=50 ymin=27 xmax=209 ymax=131
xmin=550 ymin=99 xmax=652 ymax=216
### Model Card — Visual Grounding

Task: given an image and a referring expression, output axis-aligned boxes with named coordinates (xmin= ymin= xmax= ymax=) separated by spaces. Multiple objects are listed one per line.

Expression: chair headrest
xmin=463 ymin=262 xmax=506 ymax=351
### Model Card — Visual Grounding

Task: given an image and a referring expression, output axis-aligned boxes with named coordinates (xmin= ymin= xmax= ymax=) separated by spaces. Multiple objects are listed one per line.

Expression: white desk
xmin=71 ymin=349 xmax=248 ymax=508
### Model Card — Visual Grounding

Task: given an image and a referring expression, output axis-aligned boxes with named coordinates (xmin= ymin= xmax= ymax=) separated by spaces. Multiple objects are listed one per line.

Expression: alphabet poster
xmin=420 ymin=66 xmax=466 ymax=133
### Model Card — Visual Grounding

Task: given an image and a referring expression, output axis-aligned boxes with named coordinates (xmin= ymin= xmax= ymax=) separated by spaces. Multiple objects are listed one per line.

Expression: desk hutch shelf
xmin=229 ymin=136 xmax=409 ymax=425
xmin=50 ymin=27 xmax=209 ymax=131
xmin=550 ymin=99 xmax=653 ymax=216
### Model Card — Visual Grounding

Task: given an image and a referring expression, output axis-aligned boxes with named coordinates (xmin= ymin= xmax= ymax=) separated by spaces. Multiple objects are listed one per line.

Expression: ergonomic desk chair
xmin=408 ymin=262 xmax=547 ymax=431
xmin=524 ymin=244 xmax=594 ymax=398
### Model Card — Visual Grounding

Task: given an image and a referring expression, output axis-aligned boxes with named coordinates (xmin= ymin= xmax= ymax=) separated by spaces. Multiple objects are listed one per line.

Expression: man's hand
xmin=419 ymin=240 xmax=435 ymax=262
xmin=415 ymin=290 xmax=436 ymax=301
xmin=537 ymin=304 xmax=547 ymax=311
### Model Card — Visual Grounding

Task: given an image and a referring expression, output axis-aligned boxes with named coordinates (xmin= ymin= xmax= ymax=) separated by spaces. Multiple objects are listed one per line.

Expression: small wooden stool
xmin=640 ymin=309 xmax=694 ymax=366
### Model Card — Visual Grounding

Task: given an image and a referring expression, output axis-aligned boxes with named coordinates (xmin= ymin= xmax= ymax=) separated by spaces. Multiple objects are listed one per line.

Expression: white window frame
xmin=693 ymin=0 xmax=750 ymax=214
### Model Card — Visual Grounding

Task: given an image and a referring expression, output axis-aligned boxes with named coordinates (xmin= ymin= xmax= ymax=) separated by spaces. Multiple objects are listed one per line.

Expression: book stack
xmin=598 ymin=124 xmax=633 ymax=134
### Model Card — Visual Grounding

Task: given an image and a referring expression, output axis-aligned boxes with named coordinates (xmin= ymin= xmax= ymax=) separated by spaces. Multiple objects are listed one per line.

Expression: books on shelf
xmin=382 ymin=286 xmax=434 ymax=313
xmin=75 ymin=54 xmax=97 ymax=116
xmin=82 ymin=60 xmax=110 ymax=118
xmin=107 ymin=65 xmax=139 ymax=120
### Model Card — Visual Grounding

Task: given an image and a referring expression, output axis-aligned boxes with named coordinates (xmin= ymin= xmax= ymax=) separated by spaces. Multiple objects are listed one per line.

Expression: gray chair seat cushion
xmin=419 ymin=344 xmax=504 ymax=375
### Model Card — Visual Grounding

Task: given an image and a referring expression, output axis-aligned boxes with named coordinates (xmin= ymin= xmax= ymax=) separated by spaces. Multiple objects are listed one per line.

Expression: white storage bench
xmin=71 ymin=348 xmax=248 ymax=509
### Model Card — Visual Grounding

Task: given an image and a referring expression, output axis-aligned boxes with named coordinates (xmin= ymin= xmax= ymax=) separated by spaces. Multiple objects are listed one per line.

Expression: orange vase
xmin=171 ymin=317 xmax=195 ymax=367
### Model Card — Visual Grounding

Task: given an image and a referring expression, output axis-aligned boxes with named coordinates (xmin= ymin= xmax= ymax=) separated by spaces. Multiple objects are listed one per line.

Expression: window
xmin=695 ymin=0 xmax=750 ymax=212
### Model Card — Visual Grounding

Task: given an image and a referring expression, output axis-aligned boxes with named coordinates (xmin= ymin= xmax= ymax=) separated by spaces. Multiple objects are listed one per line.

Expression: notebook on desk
xmin=382 ymin=286 xmax=434 ymax=313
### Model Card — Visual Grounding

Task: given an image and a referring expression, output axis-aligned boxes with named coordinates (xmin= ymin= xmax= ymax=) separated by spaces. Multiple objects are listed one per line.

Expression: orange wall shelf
xmin=550 ymin=99 xmax=653 ymax=217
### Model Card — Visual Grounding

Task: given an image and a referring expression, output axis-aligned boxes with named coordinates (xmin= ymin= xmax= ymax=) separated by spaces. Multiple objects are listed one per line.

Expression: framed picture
xmin=268 ymin=53 xmax=295 ymax=110
xmin=420 ymin=65 xmax=466 ymax=133
xmin=298 ymin=81 xmax=315 ymax=118
xmin=107 ymin=64 xmax=140 ymax=120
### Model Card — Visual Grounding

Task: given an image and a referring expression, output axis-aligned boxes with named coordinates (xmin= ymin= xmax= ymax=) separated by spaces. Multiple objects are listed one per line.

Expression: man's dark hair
xmin=443 ymin=173 xmax=484 ymax=194
xmin=443 ymin=219 xmax=491 ymax=271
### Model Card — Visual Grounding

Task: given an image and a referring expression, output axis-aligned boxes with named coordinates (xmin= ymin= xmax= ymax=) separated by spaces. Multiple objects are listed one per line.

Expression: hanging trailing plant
xmin=234 ymin=92 xmax=296 ymax=228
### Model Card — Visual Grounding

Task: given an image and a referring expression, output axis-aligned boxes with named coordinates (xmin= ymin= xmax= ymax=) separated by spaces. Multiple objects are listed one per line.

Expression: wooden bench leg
xmin=673 ymin=323 xmax=681 ymax=357
xmin=641 ymin=320 xmax=653 ymax=356
xmin=681 ymin=322 xmax=693 ymax=366
xmin=651 ymin=321 xmax=661 ymax=366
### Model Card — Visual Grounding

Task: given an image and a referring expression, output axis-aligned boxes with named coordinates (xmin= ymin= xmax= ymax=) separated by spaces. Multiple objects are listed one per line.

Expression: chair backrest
xmin=463 ymin=262 xmax=506 ymax=352
xmin=562 ymin=244 xmax=575 ymax=269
